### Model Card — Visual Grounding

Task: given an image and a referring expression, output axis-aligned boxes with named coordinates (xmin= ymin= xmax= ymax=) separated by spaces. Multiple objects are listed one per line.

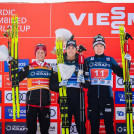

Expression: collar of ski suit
xmin=30 ymin=60 xmax=50 ymax=68
xmin=95 ymin=53 xmax=105 ymax=58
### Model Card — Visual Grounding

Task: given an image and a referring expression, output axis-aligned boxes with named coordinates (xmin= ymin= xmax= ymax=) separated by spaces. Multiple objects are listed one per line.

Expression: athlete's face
xmin=36 ymin=49 xmax=45 ymax=62
xmin=94 ymin=44 xmax=105 ymax=55
xmin=66 ymin=46 xmax=77 ymax=60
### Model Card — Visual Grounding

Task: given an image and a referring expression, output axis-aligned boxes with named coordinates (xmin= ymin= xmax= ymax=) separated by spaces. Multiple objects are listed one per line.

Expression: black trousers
xmin=68 ymin=101 xmax=86 ymax=134
xmin=88 ymin=97 xmax=114 ymax=134
xmin=26 ymin=105 xmax=50 ymax=134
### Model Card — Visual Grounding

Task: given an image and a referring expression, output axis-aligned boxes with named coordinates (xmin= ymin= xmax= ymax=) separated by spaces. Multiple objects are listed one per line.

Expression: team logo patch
xmin=90 ymin=57 xmax=94 ymax=61
xmin=106 ymin=57 xmax=110 ymax=61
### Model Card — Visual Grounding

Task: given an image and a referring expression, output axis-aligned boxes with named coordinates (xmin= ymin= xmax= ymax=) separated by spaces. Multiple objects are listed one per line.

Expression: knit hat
xmin=35 ymin=44 xmax=47 ymax=56
xmin=66 ymin=40 xmax=77 ymax=49
xmin=93 ymin=34 xmax=105 ymax=49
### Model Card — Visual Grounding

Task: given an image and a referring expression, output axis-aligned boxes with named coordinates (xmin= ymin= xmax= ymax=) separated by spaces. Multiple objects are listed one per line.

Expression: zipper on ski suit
xmin=98 ymin=85 xmax=100 ymax=98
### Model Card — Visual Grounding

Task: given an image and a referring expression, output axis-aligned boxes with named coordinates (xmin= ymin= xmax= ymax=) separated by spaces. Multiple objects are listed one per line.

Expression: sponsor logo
xmin=50 ymin=92 xmax=57 ymax=104
xmin=115 ymin=107 xmax=134 ymax=120
xmin=116 ymin=123 xmax=126 ymax=133
xmin=69 ymin=7 xmax=134 ymax=34
xmin=89 ymin=62 xmax=110 ymax=68
xmin=4 ymin=75 xmax=27 ymax=88
xmin=50 ymin=106 xmax=57 ymax=119
xmin=32 ymin=79 xmax=49 ymax=86
xmin=116 ymin=123 xmax=134 ymax=133
xmin=4 ymin=59 xmax=29 ymax=72
xmin=49 ymin=122 xmax=57 ymax=134
xmin=117 ymin=111 xmax=124 ymax=116
xmin=115 ymin=91 xmax=134 ymax=104
xmin=5 ymin=122 xmax=28 ymax=134
xmin=29 ymin=70 xmax=51 ymax=77
xmin=5 ymin=91 xmax=27 ymax=103
xmin=5 ymin=106 xmax=26 ymax=119
xmin=116 ymin=75 xmax=134 ymax=88
xmin=115 ymin=107 xmax=125 ymax=120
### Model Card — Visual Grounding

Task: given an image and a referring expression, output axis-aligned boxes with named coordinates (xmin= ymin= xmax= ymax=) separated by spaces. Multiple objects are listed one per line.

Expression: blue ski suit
xmin=85 ymin=54 xmax=123 ymax=134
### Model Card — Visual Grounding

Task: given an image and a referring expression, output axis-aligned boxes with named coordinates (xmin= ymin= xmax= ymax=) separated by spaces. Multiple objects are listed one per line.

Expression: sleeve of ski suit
xmin=19 ymin=65 xmax=29 ymax=82
xmin=49 ymin=70 xmax=59 ymax=92
xmin=111 ymin=57 xmax=123 ymax=78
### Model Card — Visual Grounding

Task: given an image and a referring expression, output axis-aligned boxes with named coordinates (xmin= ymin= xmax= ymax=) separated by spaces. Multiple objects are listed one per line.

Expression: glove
xmin=59 ymin=80 xmax=68 ymax=87
xmin=7 ymin=56 xmax=13 ymax=65
xmin=77 ymin=75 xmax=85 ymax=83
xmin=124 ymin=54 xmax=131 ymax=61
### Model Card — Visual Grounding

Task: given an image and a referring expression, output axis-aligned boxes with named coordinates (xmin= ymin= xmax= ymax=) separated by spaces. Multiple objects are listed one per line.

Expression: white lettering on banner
xmin=0 ymin=9 xmax=15 ymax=15
xmin=97 ymin=13 xmax=109 ymax=25
xmin=128 ymin=13 xmax=134 ymax=25
xmin=69 ymin=7 xmax=134 ymax=34
xmin=0 ymin=9 xmax=31 ymax=32
xmin=69 ymin=13 xmax=86 ymax=25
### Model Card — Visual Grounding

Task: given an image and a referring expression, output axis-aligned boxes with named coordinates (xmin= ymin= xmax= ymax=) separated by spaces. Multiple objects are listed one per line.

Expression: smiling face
xmin=94 ymin=44 xmax=105 ymax=55
xmin=36 ymin=49 xmax=46 ymax=62
xmin=66 ymin=46 xmax=77 ymax=60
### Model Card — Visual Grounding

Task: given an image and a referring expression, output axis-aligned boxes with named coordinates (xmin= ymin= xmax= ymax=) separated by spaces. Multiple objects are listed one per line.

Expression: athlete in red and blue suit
xmin=85 ymin=34 xmax=123 ymax=134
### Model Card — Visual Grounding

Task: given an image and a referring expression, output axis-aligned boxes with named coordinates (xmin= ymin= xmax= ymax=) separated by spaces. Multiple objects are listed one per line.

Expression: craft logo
xmin=5 ymin=122 xmax=28 ymax=134
xmin=5 ymin=106 xmax=26 ymax=119
xmin=4 ymin=75 xmax=27 ymax=88
xmin=116 ymin=75 xmax=134 ymax=88
xmin=89 ymin=62 xmax=110 ymax=68
xmin=4 ymin=59 xmax=29 ymax=72
xmin=29 ymin=70 xmax=51 ymax=77
xmin=115 ymin=91 xmax=134 ymax=104
xmin=5 ymin=91 xmax=27 ymax=104
xmin=50 ymin=106 xmax=57 ymax=119
xmin=70 ymin=7 xmax=134 ymax=34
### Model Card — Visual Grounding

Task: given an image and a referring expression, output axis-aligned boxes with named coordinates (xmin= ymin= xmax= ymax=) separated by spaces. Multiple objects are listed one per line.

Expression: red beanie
xmin=35 ymin=44 xmax=47 ymax=56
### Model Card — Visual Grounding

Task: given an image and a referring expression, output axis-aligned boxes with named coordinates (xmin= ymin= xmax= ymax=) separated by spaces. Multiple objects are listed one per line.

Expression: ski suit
xmin=63 ymin=53 xmax=88 ymax=134
xmin=19 ymin=60 xmax=59 ymax=134
xmin=85 ymin=54 xmax=123 ymax=134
